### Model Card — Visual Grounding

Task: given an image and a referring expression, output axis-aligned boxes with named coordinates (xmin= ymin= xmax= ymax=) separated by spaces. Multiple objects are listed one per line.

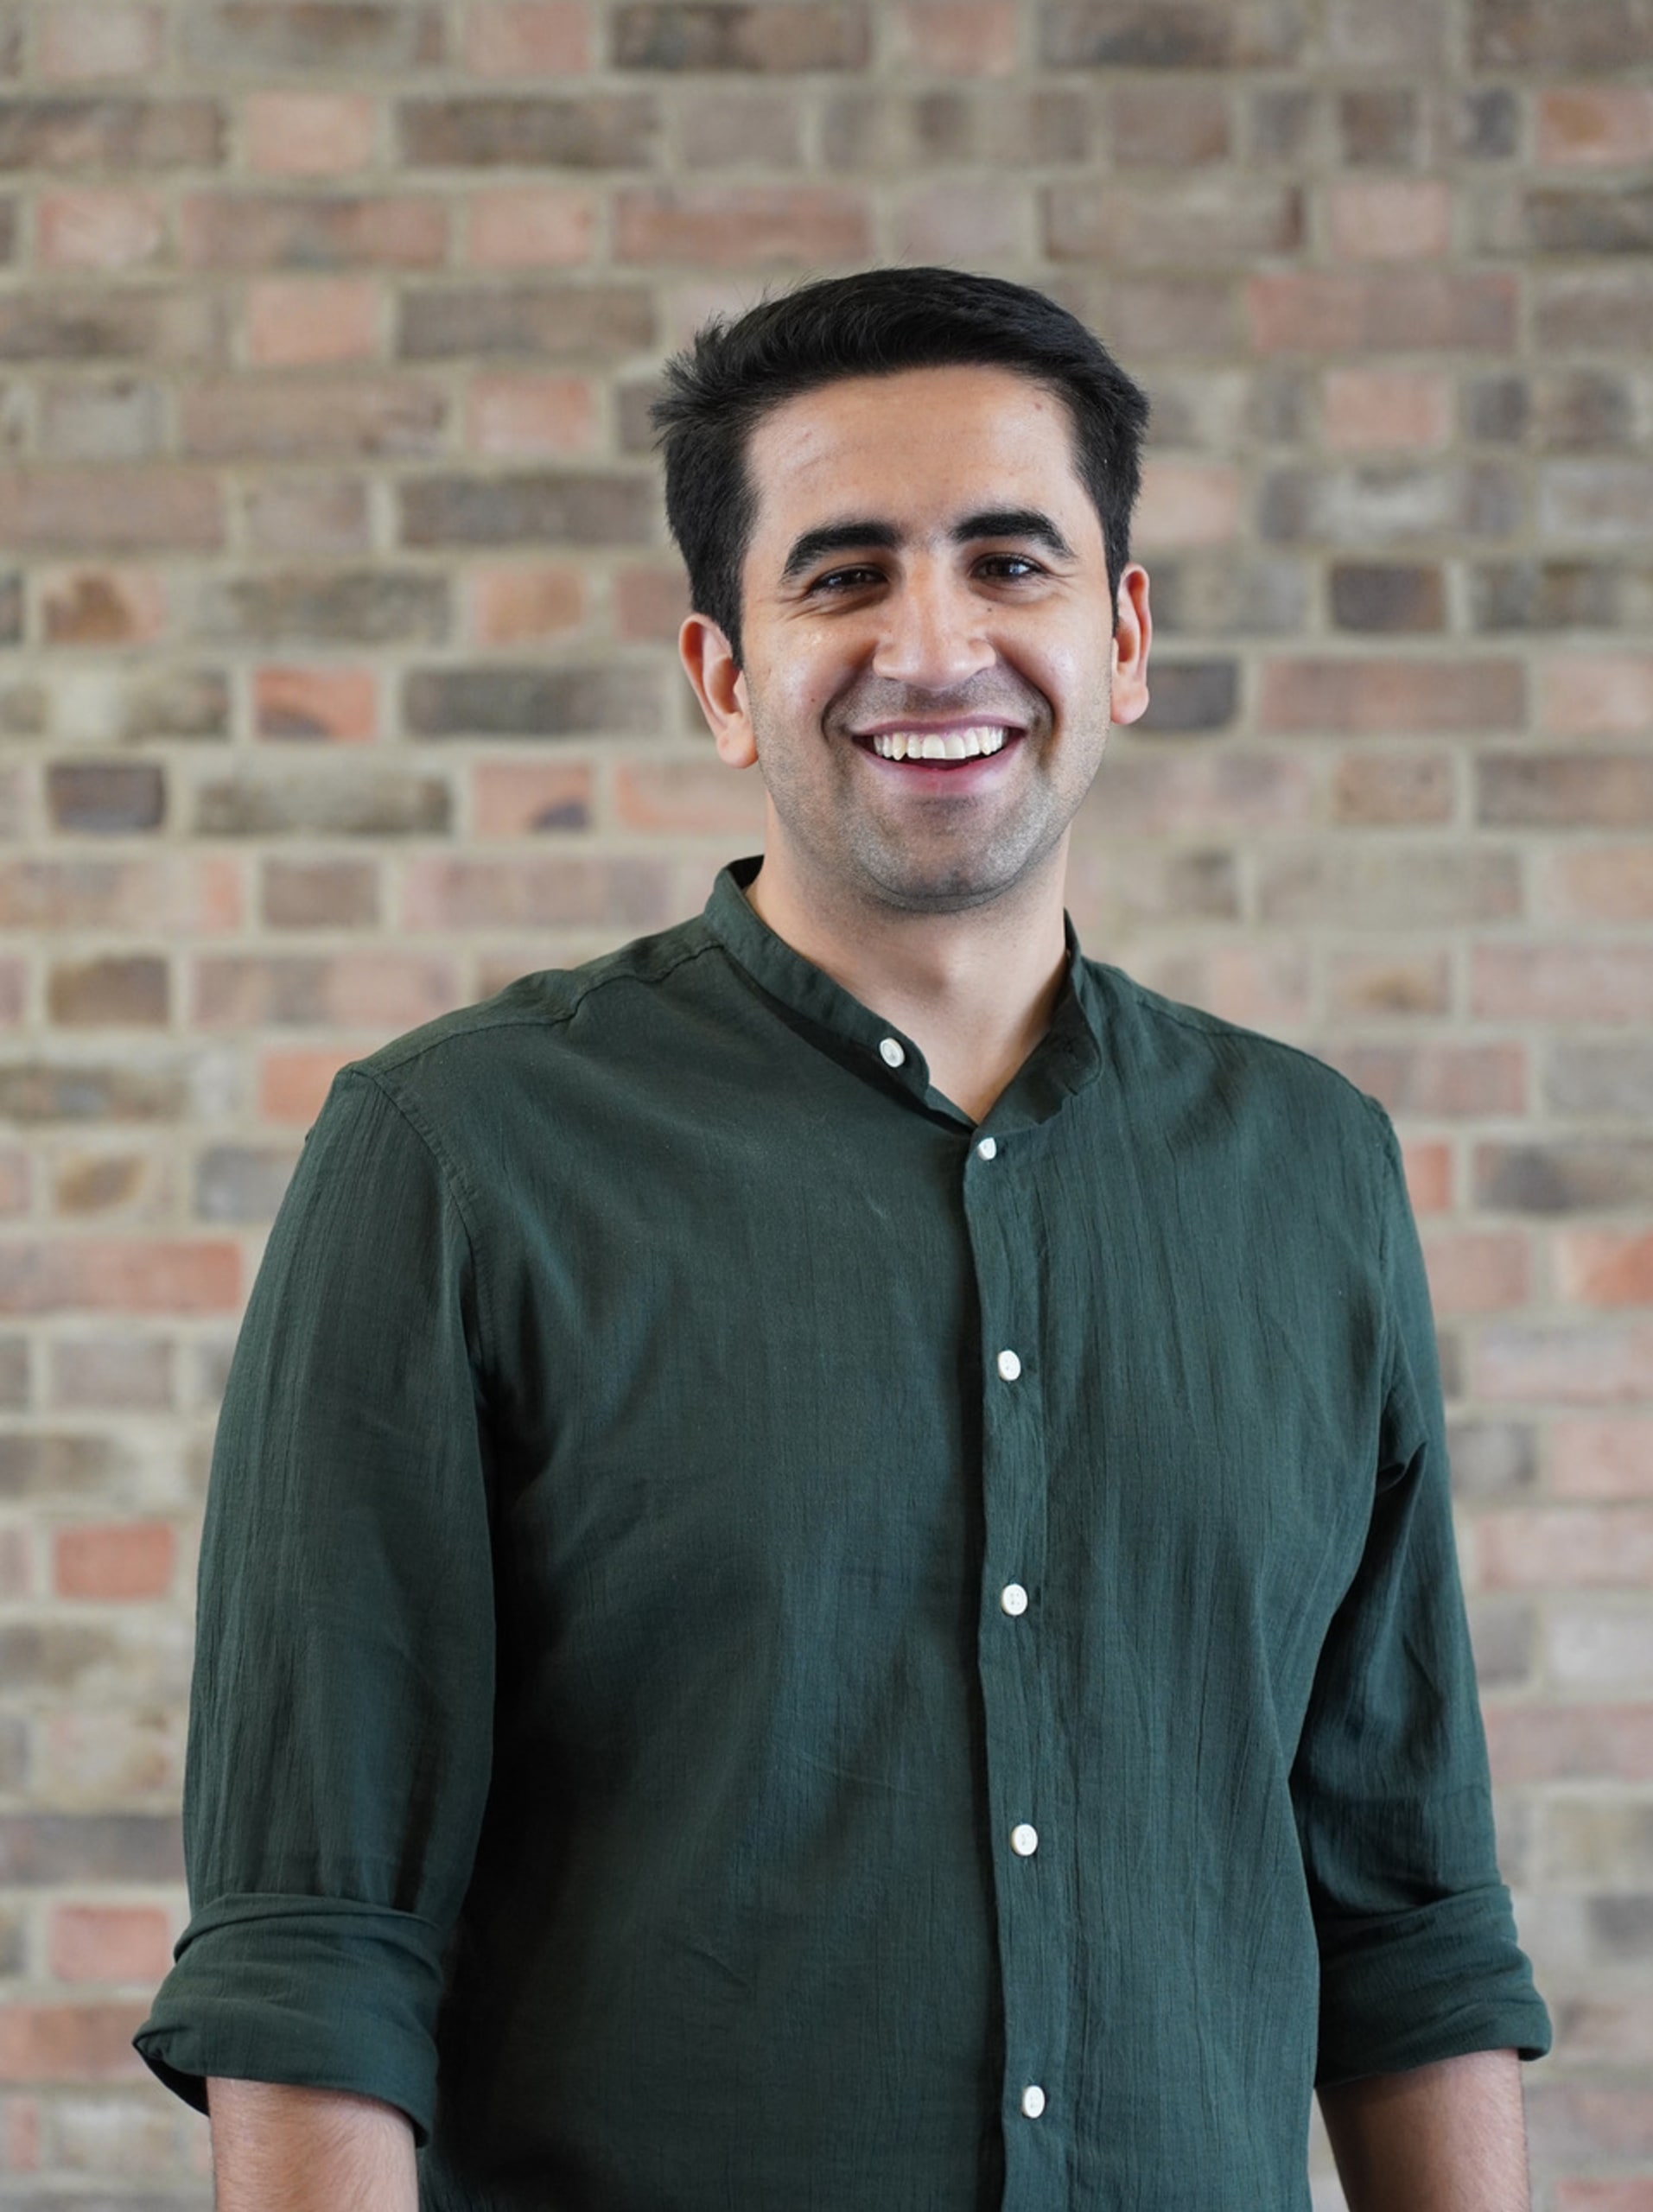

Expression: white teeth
xmin=869 ymin=726 xmax=1010 ymax=761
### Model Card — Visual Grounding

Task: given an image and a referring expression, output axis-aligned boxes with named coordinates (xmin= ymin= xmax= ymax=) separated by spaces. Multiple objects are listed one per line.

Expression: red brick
xmin=1479 ymin=753 xmax=1653 ymax=829
xmin=0 ymin=1241 xmax=239 ymax=1315
xmin=1082 ymin=753 xmax=1316 ymax=838
xmin=35 ymin=187 xmax=167 ymax=270
xmin=245 ymin=477 xmax=372 ymax=555
xmin=1539 ymin=87 xmax=1653 ymax=166
xmin=1425 ymin=1230 xmax=1522 ymax=1309
xmin=402 ymin=855 xmax=673 ymax=930
xmin=1321 ymin=368 xmax=1452 ymax=452
xmin=1332 ymin=752 xmax=1454 ymax=824
xmin=1474 ymin=944 xmax=1653 ymax=1023
xmin=263 ymin=857 xmax=379 ymax=929
xmin=245 ymin=90 xmax=378 ymax=175
xmin=1106 ymin=81 xmax=1229 ymax=164
xmin=0 ymin=467 xmax=220 ymax=552
xmin=1248 ymin=270 xmax=1517 ymax=354
xmin=1048 ymin=180 xmax=1300 ymax=266
xmin=1475 ymin=1320 xmax=1653 ymax=1404
xmin=614 ymin=185 xmax=870 ymax=266
xmin=245 ymin=276 xmax=379 ymax=366
xmin=1542 ymin=652 xmax=1653 ymax=738
xmin=1133 ymin=460 xmax=1241 ymax=549
xmin=1136 ymin=945 xmax=1313 ymax=1030
xmin=54 ymin=1521 xmax=175 ymax=1601
xmin=896 ymin=178 xmax=1028 ymax=262
xmin=1075 ymin=275 xmax=1237 ymax=359
xmin=182 ymin=377 xmax=445 ymax=461
xmin=613 ymin=3 xmax=868 ymax=68
xmin=614 ymin=760 xmax=769 ymax=836
xmin=48 ymin=957 xmax=168 ymax=1027
xmin=48 ymin=1334 xmax=173 ymax=1411
xmin=467 ymin=186 xmax=595 ymax=268
xmin=1328 ymin=178 xmax=1454 ymax=262
xmin=0 ymin=858 xmax=242 ymax=931
xmin=1259 ymin=658 xmax=1525 ymax=735
xmin=467 ymin=376 xmax=597 ymax=457
xmin=1331 ymin=1043 xmax=1526 ymax=1119
xmin=465 ymin=564 xmax=585 ymax=645
xmin=465 ymin=3 xmax=593 ymax=74
xmin=194 ymin=951 xmax=460 ymax=1029
xmin=255 ymin=665 xmax=378 ymax=742
xmin=1 ymin=2091 xmax=40 ymax=2171
xmin=1552 ymin=1418 xmax=1653 ymax=1500
xmin=260 ymin=1046 xmax=360 ymax=1127
xmin=180 ymin=193 xmax=447 ymax=271
xmin=1556 ymin=1230 xmax=1653 ymax=1308
xmin=1404 ymin=1141 xmax=1453 ymax=1213
xmin=1485 ymin=1705 xmax=1653 ymax=1785
xmin=614 ymin=563 xmax=690 ymax=642
xmin=473 ymin=760 xmax=594 ymax=836
xmin=0 ymin=1528 xmax=29 ymax=1599
xmin=898 ymin=0 xmax=1020 ymax=73
xmin=1547 ymin=848 xmax=1653 ymax=922
xmin=38 ymin=1709 xmax=184 ymax=1800
xmin=48 ymin=1903 xmax=172 ymax=1984
xmin=1330 ymin=952 xmax=1453 ymax=1019
xmin=0 ymin=2002 xmax=147 ymax=2082
xmin=39 ymin=4 xmax=165 ymax=79
xmin=1542 ymin=457 xmax=1653 ymax=540
xmin=41 ymin=568 xmax=168 ymax=646
xmin=1476 ymin=1508 xmax=1653 ymax=1590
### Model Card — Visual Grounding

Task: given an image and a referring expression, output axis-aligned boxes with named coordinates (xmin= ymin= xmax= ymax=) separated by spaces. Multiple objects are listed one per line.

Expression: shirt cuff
xmin=133 ymin=1891 xmax=448 ymax=2145
xmin=1314 ymin=1885 xmax=1553 ymax=2087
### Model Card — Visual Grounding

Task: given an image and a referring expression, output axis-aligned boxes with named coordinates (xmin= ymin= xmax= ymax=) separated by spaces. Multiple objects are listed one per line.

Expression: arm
xmin=1319 ymin=2047 xmax=1529 ymax=2212
xmin=209 ymin=2079 xmax=416 ymax=2212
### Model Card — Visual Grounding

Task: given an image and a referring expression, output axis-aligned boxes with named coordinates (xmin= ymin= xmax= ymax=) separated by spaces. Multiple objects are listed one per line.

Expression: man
xmin=137 ymin=268 xmax=1548 ymax=2209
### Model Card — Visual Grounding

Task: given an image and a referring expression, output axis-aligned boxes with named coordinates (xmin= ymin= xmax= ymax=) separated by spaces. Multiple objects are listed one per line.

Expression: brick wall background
xmin=0 ymin=0 xmax=1647 ymax=2202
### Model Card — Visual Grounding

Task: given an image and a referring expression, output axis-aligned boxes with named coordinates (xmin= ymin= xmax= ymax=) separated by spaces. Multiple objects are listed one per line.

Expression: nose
xmin=870 ymin=564 xmax=995 ymax=690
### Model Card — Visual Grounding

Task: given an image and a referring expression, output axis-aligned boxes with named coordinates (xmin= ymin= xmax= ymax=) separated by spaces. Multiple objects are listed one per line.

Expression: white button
xmin=1000 ymin=1582 xmax=1028 ymax=1617
xmin=996 ymin=1348 xmax=1021 ymax=1382
xmin=878 ymin=1037 xmax=905 ymax=1068
xmin=1020 ymin=2084 xmax=1046 ymax=2120
xmin=1010 ymin=1823 xmax=1039 ymax=1857
xmin=976 ymin=1135 xmax=997 ymax=1160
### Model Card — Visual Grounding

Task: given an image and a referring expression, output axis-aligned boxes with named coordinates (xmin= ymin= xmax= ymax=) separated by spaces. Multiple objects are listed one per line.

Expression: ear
xmin=679 ymin=613 xmax=756 ymax=769
xmin=1108 ymin=563 xmax=1153 ymax=728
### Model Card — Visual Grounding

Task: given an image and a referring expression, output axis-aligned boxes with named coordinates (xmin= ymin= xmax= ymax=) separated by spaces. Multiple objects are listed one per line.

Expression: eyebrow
xmin=779 ymin=505 xmax=1077 ymax=584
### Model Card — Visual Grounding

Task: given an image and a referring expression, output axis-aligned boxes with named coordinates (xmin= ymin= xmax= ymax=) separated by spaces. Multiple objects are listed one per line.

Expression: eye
xmin=808 ymin=564 xmax=885 ymax=594
xmin=976 ymin=553 xmax=1044 ymax=581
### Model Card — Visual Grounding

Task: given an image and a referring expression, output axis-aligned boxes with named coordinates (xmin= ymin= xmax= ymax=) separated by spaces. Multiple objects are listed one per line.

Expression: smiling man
xmin=137 ymin=269 xmax=1548 ymax=2211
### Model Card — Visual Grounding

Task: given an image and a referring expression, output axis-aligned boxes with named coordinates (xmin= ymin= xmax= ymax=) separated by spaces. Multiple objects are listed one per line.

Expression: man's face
xmin=686 ymin=362 xmax=1150 ymax=919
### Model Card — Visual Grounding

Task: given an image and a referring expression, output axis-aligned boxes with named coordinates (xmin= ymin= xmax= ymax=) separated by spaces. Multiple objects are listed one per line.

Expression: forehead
xmin=742 ymin=364 xmax=1094 ymax=548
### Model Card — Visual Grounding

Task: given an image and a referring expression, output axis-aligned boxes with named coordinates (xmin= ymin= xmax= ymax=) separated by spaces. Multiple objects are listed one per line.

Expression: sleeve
xmin=1292 ymin=1109 xmax=1551 ymax=2087
xmin=133 ymin=1067 xmax=496 ymax=2144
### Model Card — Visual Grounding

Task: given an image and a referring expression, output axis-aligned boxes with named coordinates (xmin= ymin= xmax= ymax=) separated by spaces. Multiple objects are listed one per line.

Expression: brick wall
xmin=0 ymin=1 xmax=1648 ymax=2202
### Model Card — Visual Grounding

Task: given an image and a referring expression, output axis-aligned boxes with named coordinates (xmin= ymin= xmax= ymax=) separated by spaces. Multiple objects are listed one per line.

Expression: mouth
xmin=851 ymin=722 xmax=1021 ymax=767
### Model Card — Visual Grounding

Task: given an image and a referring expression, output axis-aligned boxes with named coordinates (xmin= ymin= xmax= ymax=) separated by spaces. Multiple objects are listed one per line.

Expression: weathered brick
xmin=468 ymin=186 xmax=596 ymax=270
xmin=1260 ymin=461 xmax=1519 ymax=543
xmin=465 ymin=564 xmax=585 ymax=645
xmin=1259 ymin=658 xmax=1524 ymax=735
xmin=255 ymin=666 xmax=378 ymax=742
xmin=181 ymin=192 xmax=445 ymax=270
xmin=1249 ymin=271 xmax=1517 ymax=354
xmin=612 ymin=3 xmax=868 ymax=68
xmin=47 ymin=958 xmax=168 ymax=1028
xmin=1322 ymin=368 xmax=1452 ymax=452
xmin=1450 ymin=86 xmax=1521 ymax=159
xmin=1039 ymin=0 xmax=1305 ymax=67
xmin=48 ymin=1336 xmax=173 ymax=1412
xmin=0 ymin=97 xmax=223 ymax=169
xmin=54 ymin=1522 xmax=175 ymax=1600
xmin=1520 ymin=183 xmax=1653 ymax=255
xmin=1047 ymin=180 xmax=1301 ymax=264
xmin=1478 ymin=1509 xmax=1653 ymax=1590
xmin=36 ymin=187 xmax=167 ymax=270
xmin=1135 ymin=661 xmax=1239 ymax=734
xmin=399 ymin=283 xmax=654 ymax=361
xmin=194 ymin=1144 xmax=298 ymax=1221
xmin=1478 ymin=1320 xmax=1653 ymax=1405
xmin=184 ymin=4 xmax=444 ymax=71
xmin=1327 ymin=950 xmax=1452 ymax=1015
xmin=1403 ymin=1139 xmax=1453 ymax=1213
xmin=1475 ymin=945 xmax=1653 ymax=1024
xmin=675 ymin=88 xmax=804 ymax=167
xmin=895 ymin=177 xmax=1030 ymax=263
xmin=245 ymin=276 xmax=380 ymax=368
xmin=244 ymin=478 xmax=372 ymax=555
xmin=37 ymin=1710 xmax=185 ymax=1802
xmin=403 ymin=664 xmax=661 ymax=738
xmin=1557 ymin=1230 xmax=1653 ymax=1307
xmin=1332 ymin=752 xmax=1454 ymax=824
xmin=1329 ymin=564 xmax=1446 ymax=633
xmin=1066 ymin=845 xmax=1242 ymax=931
xmin=398 ymin=94 xmax=657 ymax=168
xmin=1260 ymin=848 xmax=1520 ymax=926
xmin=52 ymin=1149 xmax=168 ymax=1217
xmin=474 ymin=761 xmax=594 ymax=836
xmin=1476 ymin=1142 xmax=1653 ymax=1215
xmin=1552 ymin=1419 xmax=1653 ymax=1501
xmin=182 ymin=377 xmax=445 ymax=461
xmin=1133 ymin=460 xmax=1241 ymax=548
xmin=1105 ymin=80 xmax=1228 ymax=164
xmin=196 ymin=569 xmax=448 ymax=647
xmin=1547 ymin=1041 xmax=1653 ymax=1117
xmin=469 ymin=375 xmax=599 ymax=457
xmin=1467 ymin=1597 xmax=1535 ymax=1689
xmin=43 ymin=569 xmax=168 ymax=646
xmin=1326 ymin=0 xmax=1441 ymax=66
xmin=245 ymin=88 xmax=378 ymax=175
xmin=0 ymin=1241 xmax=238 ymax=1314
xmin=37 ymin=380 xmax=166 ymax=461
xmin=39 ymin=5 xmax=167 ymax=80
xmin=1472 ymin=0 xmax=1653 ymax=68
xmin=1535 ymin=270 xmax=1653 ymax=353
xmin=1485 ymin=1705 xmax=1653 ymax=1785
xmin=1051 ymin=273 xmax=1237 ymax=359
xmin=1470 ymin=561 xmax=1622 ymax=632
xmin=1067 ymin=751 xmax=1313 ymax=836
xmin=1134 ymin=944 xmax=1311 ymax=1030
xmin=1547 ymin=848 xmax=1653 ymax=924
xmin=0 ymin=2002 xmax=149 ymax=2083
xmin=0 ymin=1331 xmax=29 ymax=1402
xmin=0 ymin=290 xmax=221 ymax=366
xmin=1247 ymin=85 xmax=1316 ymax=160
xmin=49 ymin=1904 xmax=173 ymax=1984
xmin=402 ymin=855 xmax=675 ymax=930
xmin=0 ymin=1060 xmax=185 ymax=1125
xmin=193 ymin=771 xmax=450 ymax=838
xmin=1329 ymin=178 xmax=1453 ymax=262
xmin=1448 ymin=1421 xmax=1538 ymax=1500
xmin=262 ymin=857 xmax=379 ymax=927
xmin=1147 ymin=555 xmax=1309 ymax=638
xmin=1478 ymin=753 xmax=1653 ymax=828
xmin=1327 ymin=1043 xmax=1527 ymax=1118
xmin=0 ymin=858 xmax=239 ymax=931
xmin=0 ymin=1433 xmax=116 ymax=1501
xmin=0 ymin=468 xmax=220 ymax=552
xmin=1542 ymin=654 xmax=1653 ymax=738
xmin=467 ymin=2 xmax=593 ymax=75
xmin=1336 ymin=87 xmax=1420 ymax=166
xmin=122 ymin=665 xmax=232 ymax=743
xmin=1539 ymin=87 xmax=1653 ymax=167
xmin=399 ymin=473 xmax=653 ymax=547
xmin=614 ymin=184 xmax=869 ymax=265
xmin=194 ymin=952 xmax=461 ymax=1030
xmin=45 ymin=763 xmax=165 ymax=835
xmin=260 ymin=1045 xmax=359 ymax=1126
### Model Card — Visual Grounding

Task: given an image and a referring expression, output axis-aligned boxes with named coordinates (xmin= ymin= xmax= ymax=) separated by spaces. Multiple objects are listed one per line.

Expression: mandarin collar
xmin=701 ymin=856 xmax=1103 ymax=1135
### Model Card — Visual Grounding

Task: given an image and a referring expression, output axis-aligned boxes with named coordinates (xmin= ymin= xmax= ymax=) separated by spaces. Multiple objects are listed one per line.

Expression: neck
xmin=743 ymin=842 xmax=1071 ymax=1124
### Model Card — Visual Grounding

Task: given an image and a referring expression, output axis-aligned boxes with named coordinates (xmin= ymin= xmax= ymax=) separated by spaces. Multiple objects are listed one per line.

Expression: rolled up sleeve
xmin=1293 ymin=1113 xmax=1551 ymax=2086
xmin=135 ymin=1068 xmax=496 ymax=2144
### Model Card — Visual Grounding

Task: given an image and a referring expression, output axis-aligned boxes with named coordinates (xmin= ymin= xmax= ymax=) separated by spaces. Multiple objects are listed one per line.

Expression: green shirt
xmin=137 ymin=857 xmax=1548 ymax=2210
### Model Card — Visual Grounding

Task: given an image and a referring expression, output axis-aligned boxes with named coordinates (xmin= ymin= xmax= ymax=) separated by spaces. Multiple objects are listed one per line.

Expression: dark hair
xmin=651 ymin=266 xmax=1151 ymax=667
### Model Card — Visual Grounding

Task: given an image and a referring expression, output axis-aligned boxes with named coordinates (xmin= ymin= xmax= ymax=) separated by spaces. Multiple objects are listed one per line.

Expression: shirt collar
xmin=701 ymin=856 xmax=1103 ymax=1135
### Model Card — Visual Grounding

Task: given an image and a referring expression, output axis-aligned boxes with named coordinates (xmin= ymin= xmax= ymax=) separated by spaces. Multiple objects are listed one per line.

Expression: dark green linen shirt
xmin=137 ymin=856 xmax=1548 ymax=2210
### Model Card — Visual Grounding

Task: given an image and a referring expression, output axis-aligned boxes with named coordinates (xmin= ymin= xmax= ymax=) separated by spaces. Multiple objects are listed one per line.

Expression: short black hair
xmin=650 ymin=265 xmax=1151 ymax=668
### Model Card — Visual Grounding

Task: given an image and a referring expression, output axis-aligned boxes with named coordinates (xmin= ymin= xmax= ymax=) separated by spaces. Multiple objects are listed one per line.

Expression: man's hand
xmin=207 ymin=2078 xmax=417 ymax=2212
xmin=1318 ymin=2048 xmax=1530 ymax=2211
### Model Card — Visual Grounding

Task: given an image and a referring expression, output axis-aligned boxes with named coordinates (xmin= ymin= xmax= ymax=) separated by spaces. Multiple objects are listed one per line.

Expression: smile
xmin=865 ymin=726 xmax=1012 ymax=762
